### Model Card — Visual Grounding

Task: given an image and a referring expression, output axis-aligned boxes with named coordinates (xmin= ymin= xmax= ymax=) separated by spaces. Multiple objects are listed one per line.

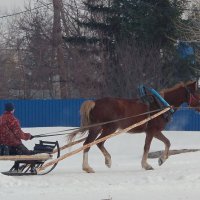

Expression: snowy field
xmin=1 ymin=127 xmax=200 ymax=200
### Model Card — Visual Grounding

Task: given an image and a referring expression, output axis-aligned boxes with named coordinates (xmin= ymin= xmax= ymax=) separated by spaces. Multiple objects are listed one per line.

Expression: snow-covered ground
xmin=1 ymin=127 xmax=200 ymax=200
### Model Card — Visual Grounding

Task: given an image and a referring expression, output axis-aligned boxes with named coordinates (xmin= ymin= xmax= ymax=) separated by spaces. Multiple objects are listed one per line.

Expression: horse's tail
xmin=80 ymin=100 xmax=95 ymax=128
xmin=67 ymin=100 xmax=95 ymax=143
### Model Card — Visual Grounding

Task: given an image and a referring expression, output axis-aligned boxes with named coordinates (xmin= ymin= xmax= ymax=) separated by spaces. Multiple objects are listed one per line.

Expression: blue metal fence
xmin=0 ymin=99 xmax=87 ymax=127
xmin=165 ymin=103 xmax=200 ymax=131
xmin=0 ymin=100 xmax=200 ymax=130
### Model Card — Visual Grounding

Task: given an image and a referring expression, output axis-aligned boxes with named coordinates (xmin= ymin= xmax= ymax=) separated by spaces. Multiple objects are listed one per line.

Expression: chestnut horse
xmin=68 ymin=80 xmax=200 ymax=173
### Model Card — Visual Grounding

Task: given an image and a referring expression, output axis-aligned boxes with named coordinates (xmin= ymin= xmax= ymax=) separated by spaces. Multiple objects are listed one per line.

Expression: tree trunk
xmin=53 ymin=0 xmax=68 ymax=98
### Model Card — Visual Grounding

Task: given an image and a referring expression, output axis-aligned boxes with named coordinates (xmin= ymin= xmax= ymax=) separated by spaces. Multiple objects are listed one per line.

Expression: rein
xmin=33 ymin=104 xmax=200 ymax=139
xmin=33 ymin=107 xmax=169 ymax=138
xmin=189 ymin=94 xmax=199 ymax=106
xmin=185 ymin=86 xmax=200 ymax=106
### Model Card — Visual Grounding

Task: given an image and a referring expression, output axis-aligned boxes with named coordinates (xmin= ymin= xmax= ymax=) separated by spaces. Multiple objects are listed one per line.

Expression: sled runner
xmin=0 ymin=140 xmax=60 ymax=176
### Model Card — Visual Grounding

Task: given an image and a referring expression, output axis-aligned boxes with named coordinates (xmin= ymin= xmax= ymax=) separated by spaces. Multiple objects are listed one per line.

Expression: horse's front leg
xmin=141 ymin=132 xmax=154 ymax=170
xmin=154 ymin=131 xmax=171 ymax=166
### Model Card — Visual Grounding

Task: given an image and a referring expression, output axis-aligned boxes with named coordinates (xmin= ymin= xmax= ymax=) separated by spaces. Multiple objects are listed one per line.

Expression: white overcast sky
xmin=0 ymin=0 xmax=26 ymax=10
xmin=0 ymin=0 xmax=36 ymax=14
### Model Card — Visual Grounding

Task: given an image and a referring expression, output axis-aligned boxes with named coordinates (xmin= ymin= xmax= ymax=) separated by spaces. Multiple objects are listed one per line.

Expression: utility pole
xmin=52 ymin=0 xmax=68 ymax=98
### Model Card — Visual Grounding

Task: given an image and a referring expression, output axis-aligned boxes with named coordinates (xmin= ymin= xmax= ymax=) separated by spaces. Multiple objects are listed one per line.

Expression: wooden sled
xmin=1 ymin=141 xmax=60 ymax=176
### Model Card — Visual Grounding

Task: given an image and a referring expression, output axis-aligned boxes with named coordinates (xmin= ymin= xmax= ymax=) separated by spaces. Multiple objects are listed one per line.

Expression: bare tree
xmin=116 ymin=40 xmax=163 ymax=97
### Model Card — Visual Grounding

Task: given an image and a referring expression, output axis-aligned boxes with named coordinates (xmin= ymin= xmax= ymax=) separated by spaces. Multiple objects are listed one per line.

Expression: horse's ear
xmin=185 ymin=80 xmax=196 ymax=85
xmin=186 ymin=80 xmax=198 ymax=92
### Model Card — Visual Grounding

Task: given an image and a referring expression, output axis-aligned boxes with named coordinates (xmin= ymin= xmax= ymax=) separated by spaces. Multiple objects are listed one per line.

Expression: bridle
xmin=185 ymin=86 xmax=200 ymax=107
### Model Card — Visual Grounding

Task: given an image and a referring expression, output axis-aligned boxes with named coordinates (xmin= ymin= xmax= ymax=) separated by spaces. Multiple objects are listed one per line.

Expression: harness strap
xmin=189 ymin=93 xmax=199 ymax=106
xmin=138 ymin=85 xmax=174 ymax=113
xmin=185 ymin=86 xmax=200 ymax=107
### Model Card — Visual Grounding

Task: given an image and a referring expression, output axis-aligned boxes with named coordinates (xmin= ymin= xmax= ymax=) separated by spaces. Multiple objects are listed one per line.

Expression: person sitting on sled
xmin=0 ymin=102 xmax=34 ymax=155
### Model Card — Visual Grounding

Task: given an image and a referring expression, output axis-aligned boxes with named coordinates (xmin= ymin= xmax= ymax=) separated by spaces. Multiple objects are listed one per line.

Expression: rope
xmin=32 ymin=127 xmax=80 ymax=138
xmin=32 ymin=107 xmax=167 ymax=138
xmin=32 ymin=105 xmax=199 ymax=139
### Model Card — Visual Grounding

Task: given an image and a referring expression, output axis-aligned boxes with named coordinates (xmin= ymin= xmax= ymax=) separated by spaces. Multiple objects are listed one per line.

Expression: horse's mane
xmin=160 ymin=80 xmax=196 ymax=95
xmin=160 ymin=82 xmax=184 ymax=94
xmin=185 ymin=80 xmax=196 ymax=86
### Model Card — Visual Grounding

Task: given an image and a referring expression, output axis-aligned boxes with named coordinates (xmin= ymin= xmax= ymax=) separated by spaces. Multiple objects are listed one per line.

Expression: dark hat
xmin=4 ymin=103 xmax=15 ymax=112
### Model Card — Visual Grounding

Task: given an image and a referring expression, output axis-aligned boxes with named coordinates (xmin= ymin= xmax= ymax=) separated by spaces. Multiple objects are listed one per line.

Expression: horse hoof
xmin=158 ymin=157 xmax=164 ymax=166
xmin=105 ymin=160 xmax=112 ymax=168
xmin=83 ymin=167 xmax=95 ymax=173
xmin=146 ymin=166 xmax=154 ymax=170
xmin=143 ymin=165 xmax=154 ymax=170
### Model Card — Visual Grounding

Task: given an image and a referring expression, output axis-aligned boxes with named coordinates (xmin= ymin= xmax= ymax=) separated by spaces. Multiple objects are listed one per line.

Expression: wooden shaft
xmin=37 ymin=107 xmax=171 ymax=172
xmin=53 ymin=137 xmax=87 ymax=153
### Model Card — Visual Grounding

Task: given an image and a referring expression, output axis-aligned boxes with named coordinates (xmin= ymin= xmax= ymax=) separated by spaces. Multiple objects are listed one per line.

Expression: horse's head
xmin=160 ymin=80 xmax=200 ymax=111
xmin=185 ymin=81 xmax=200 ymax=112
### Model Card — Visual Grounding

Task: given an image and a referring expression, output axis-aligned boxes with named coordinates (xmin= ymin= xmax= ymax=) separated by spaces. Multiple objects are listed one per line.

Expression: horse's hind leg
xmin=142 ymin=132 xmax=154 ymax=170
xmin=96 ymin=127 xmax=116 ymax=168
xmin=82 ymin=128 xmax=100 ymax=173
xmin=154 ymin=131 xmax=171 ymax=166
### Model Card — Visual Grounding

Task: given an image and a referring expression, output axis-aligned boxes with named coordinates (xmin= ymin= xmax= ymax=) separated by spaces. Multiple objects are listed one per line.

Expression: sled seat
xmin=0 ymin=153 xmax=52 ymax=161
